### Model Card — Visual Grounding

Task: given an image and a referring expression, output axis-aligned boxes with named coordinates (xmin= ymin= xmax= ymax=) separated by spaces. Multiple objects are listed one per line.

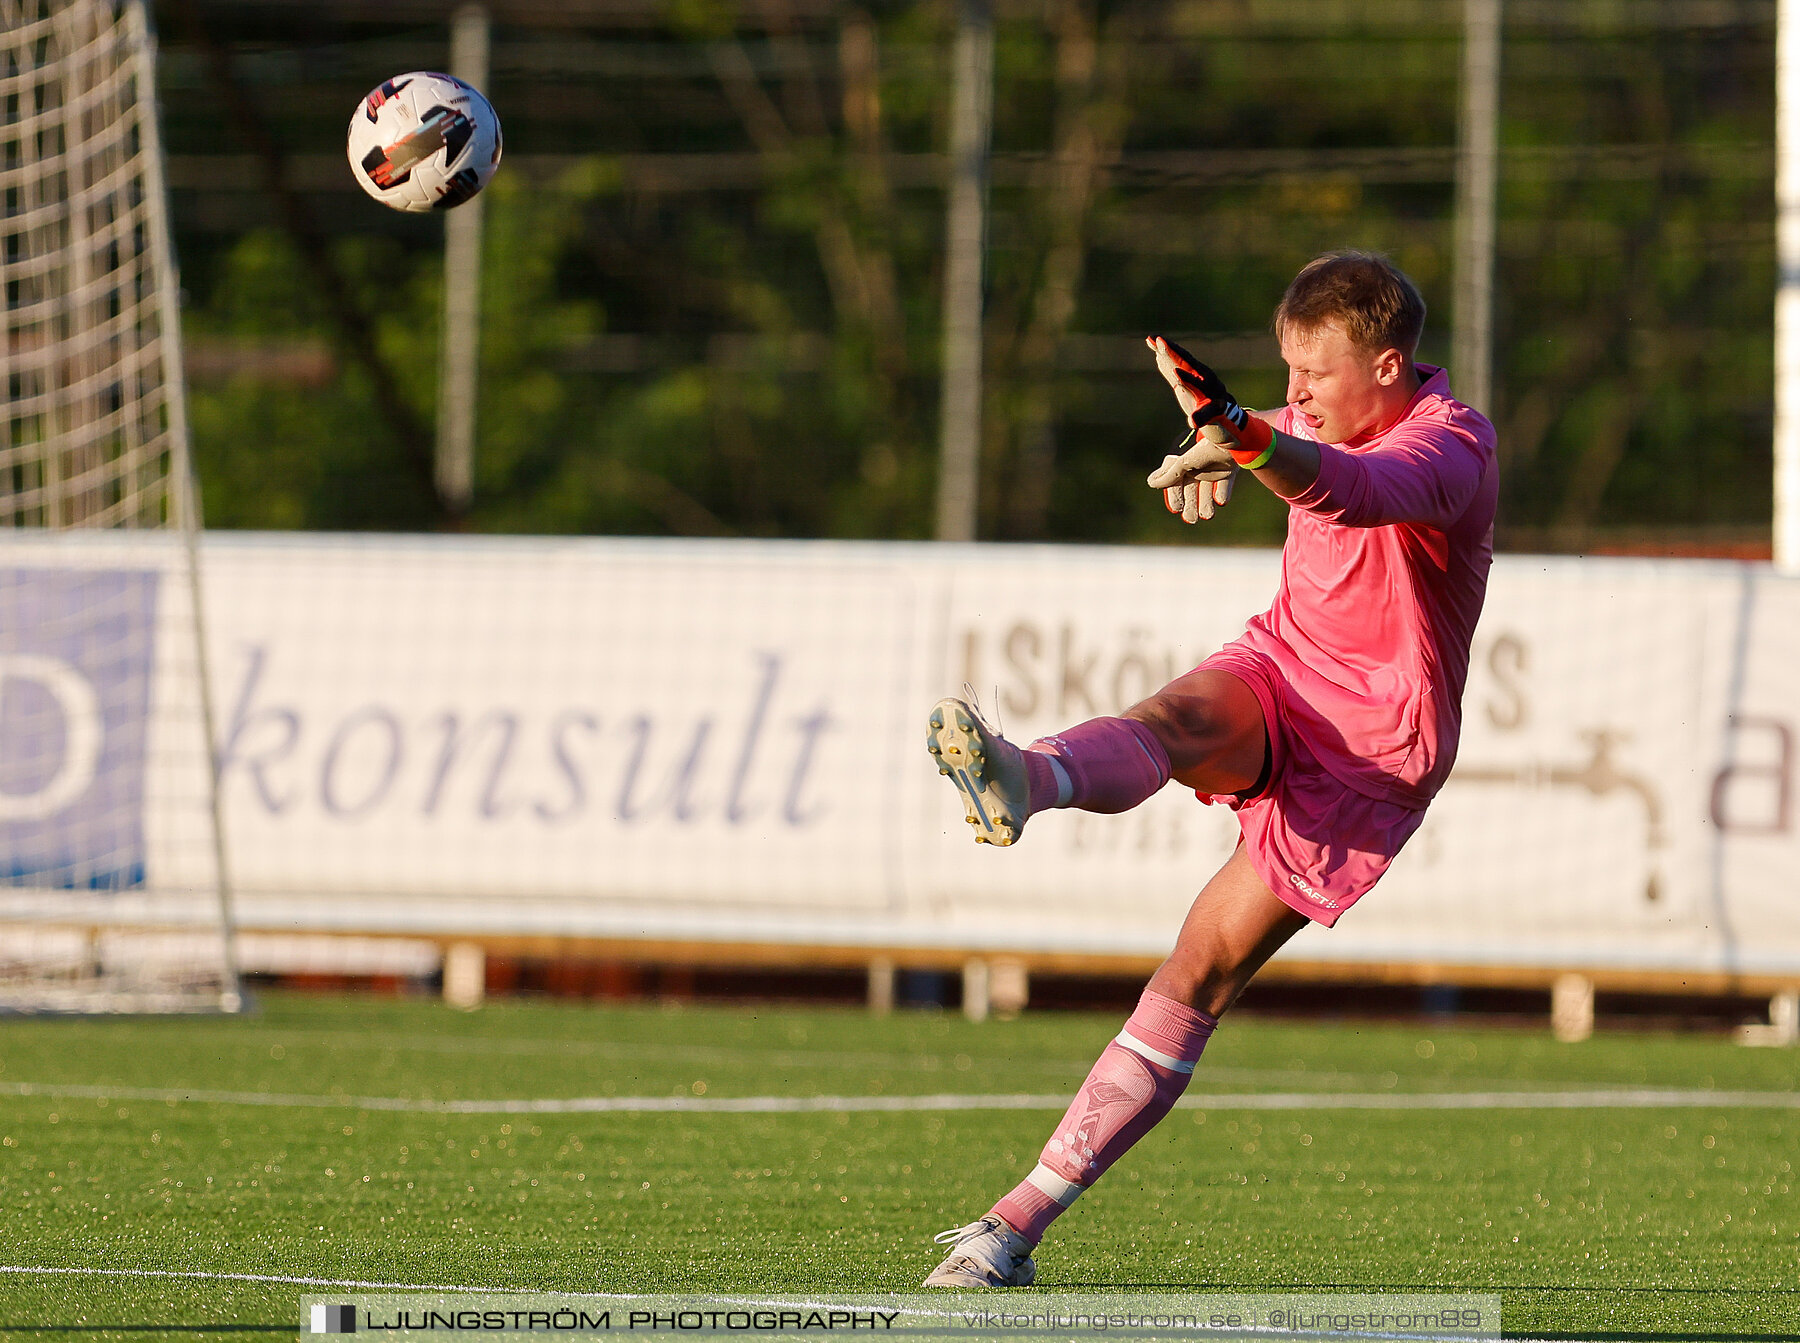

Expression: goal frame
xmin=0 ymin=0 xmax=242 ymax=1013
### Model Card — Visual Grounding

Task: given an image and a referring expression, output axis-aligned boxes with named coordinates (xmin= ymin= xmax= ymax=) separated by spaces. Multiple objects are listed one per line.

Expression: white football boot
xmin=921 ymin=1215 xmax=1038 ymax=1288
xmin=927 ymin=698 xmax=1031 ymax=846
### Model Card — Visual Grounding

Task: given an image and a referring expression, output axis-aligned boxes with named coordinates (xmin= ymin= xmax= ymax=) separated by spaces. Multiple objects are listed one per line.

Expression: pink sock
xmin=990 ymin=989 xmax=1217 ymax=1245
xmin=1023 ymin=718 xmax=1171 ymax=816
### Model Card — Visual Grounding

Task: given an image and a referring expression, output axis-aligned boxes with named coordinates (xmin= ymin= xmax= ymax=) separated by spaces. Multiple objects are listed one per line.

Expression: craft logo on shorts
xmin=310 ymin=1303 xmax=358 ymax=1334
xmin=0 ymin=569 xmax=158 ymax=889
xmin=1288 ymin=872 xmax=1339 ymax=909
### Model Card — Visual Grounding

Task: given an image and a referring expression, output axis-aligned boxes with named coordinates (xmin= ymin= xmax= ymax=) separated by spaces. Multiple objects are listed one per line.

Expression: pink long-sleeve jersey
xmin=1233 ymin=364 xmax=1497 ymax=809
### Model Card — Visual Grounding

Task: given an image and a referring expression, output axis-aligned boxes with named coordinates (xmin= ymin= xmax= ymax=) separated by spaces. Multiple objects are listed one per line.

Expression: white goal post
xmin=0 ymin=0 xmax=241 ymax=1011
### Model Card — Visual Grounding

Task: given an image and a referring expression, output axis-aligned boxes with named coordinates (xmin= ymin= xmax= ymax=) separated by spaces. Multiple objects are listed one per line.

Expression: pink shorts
xmin=1195 ymin=648 xmax=1425 ymax=928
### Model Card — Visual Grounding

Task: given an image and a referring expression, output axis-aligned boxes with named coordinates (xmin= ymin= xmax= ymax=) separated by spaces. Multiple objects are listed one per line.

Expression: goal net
xmin=0 ymin=0 xmax=240 ymax=1011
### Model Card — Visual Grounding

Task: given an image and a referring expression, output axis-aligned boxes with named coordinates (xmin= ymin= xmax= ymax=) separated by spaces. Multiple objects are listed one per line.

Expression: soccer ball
xmin=347 ymin=72 xmax=502 ymax=212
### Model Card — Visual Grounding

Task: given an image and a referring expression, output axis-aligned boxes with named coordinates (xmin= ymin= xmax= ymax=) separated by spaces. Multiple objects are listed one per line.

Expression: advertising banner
xmin=2 ymin=532 xmax=1796 ymax=977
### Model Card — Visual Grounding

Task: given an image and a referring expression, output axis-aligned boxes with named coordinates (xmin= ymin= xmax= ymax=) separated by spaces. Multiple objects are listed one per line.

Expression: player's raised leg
xmin=923 ymin=849 xmax=1306 ymax=1286
xmin=927 ymin=671 xmax=1264 ymax=846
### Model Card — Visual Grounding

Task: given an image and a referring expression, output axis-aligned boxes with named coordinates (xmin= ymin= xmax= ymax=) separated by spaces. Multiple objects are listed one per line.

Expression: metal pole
xmin=1777 ymin=0 xmax=1800 ymax=572
xmin=1451 ymin=0 xmax=1501 ymax=418
xmin=437 ymin=4 xmax=490 ymax=519
xmin=934 ymin=0 xmax=993 ymax=542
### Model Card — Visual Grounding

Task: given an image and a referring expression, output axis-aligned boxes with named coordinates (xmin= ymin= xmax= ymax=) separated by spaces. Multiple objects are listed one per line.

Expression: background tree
xmin=161 ymin=0 xmax=1776 ymax=555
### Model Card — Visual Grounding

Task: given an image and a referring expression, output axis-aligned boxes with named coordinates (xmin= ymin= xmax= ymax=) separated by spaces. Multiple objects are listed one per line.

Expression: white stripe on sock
xmin=1115 ymin=1028 xmax=1196 ymax=1074
xmin=1043 ymin=753 xmax=1073 ymax=807
xmin=1024 ymin=1162 xmax=1084 ymax=1207
xmin=1128 ymin=732 xmax=1165 ymax=777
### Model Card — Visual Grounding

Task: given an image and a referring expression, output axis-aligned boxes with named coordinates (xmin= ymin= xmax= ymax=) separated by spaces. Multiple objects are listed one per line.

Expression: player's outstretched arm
xmin=1146 ymin=336 xmax=1321 ymax=501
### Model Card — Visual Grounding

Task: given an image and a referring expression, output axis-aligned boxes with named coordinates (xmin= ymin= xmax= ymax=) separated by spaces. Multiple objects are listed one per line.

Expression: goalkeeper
xmin=923 ymin=251 xmax=1498 ymax=1288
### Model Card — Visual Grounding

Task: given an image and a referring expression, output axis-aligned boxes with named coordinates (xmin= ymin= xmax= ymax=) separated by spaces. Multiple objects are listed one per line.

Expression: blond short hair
xmin=1274 ymin=250 xmax=1426 ymax=356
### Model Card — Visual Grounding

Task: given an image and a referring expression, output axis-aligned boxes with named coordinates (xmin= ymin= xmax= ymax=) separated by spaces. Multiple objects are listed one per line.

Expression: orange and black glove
xmin=1147 ymin=335 xmax=1259 ymax=441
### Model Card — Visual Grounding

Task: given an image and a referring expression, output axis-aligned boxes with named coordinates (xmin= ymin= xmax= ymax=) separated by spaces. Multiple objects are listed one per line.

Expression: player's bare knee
xmin=1149 ymin=948 xmax=1243 ymax=1017
xmin=1126 ymin=691 xmax=1237 ymax=768
xmin=1147 ymin=965 xmax=1236 ymax=1018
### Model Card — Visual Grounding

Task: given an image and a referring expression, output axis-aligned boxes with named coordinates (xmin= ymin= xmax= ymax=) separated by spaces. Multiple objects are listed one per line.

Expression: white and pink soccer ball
xmin=346 ymin=71 xmax=502 ymax=212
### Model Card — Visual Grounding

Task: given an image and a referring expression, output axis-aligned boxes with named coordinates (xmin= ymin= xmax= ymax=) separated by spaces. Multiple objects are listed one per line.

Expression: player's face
xmin=1280 ymin=321 xmax=1407 ymax=444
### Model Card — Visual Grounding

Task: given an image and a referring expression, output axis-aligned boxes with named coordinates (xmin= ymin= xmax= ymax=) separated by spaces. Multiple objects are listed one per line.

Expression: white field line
xmin=1 ymin=1080 xmax=1796 ymax=1113
xmin=0 ymin=1274 xmax=907 ymax=1312
xmin=27 ymin=1023 xmax=1324 ymax=1086
xmin=60 ymin=1019 xmax=1656 ymax=1095
xmin=38 ymin=1020 xmax=1444 ymax=1089
xmin=0 ymin=1266 xmax=540 ymax=1291
xmin=0 ymin=1268 xmax=774 ymax=1304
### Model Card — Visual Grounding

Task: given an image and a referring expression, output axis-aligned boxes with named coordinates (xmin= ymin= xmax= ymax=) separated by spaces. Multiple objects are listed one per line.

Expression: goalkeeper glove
xmin=1146 ymin=426 xmax=1239 ymax=523
xmin=1146 ymin=335 xmax=1255 ymax=438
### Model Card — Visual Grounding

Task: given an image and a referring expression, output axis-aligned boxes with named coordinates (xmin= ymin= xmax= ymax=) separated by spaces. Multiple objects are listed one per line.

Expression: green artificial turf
xmin=1 ymin=991 xmax=1797 ymax=1340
